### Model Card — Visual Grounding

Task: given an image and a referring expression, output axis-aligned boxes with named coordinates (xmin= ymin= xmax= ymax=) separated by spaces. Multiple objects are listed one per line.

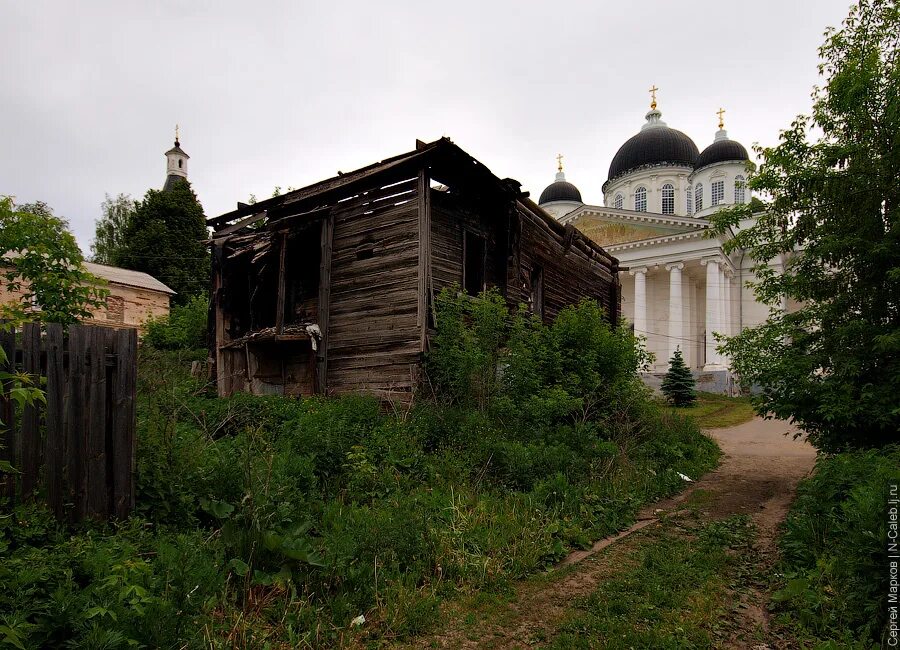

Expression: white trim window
xmin=695 ymin=183 xmax=704 ymax=212
xmin=734 ymin=175 xmax=746 ymax=204
xmin=686 ymin=186 xmax=693 ymax=215
xmin=661 ymin=183 xmax=674 ymax=215
xmin=614 ymin=193 xmax=623 ymax=209
xmin=711 ymin=180 xmax=725 ymax=206
xmin=634 ymin=186 xmax=647 ymax=212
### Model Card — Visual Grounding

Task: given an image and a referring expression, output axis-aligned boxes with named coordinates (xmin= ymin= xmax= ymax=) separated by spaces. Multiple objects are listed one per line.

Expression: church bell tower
xmin=163 ymin=125 xmax=190 ymax=191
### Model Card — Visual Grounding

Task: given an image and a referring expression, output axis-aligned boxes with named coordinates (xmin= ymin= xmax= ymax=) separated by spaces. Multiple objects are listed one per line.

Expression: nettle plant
xmin=0 ymin=340 xmax=45 ymax=475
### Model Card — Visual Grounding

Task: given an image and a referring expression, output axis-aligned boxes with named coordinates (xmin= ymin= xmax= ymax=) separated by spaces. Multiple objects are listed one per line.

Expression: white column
xmin=629 ymin=267 xmax=648 ymax=339
xmin=703 ymin=258 xmax=723 ymax=369
xmin=666 ymin=262 xmax=684 ymax=362
xmin=723 ymin=270 xmax=733 ymax=339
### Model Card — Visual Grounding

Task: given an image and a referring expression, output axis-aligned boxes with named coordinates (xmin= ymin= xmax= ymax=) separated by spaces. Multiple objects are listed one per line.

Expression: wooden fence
xmin=0 ymin=322 xmax=137 ymax=521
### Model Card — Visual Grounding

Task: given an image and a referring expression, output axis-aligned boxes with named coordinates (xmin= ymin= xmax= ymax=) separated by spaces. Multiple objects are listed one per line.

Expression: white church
xmin=539 ymin=93 xmax=784 ymax=393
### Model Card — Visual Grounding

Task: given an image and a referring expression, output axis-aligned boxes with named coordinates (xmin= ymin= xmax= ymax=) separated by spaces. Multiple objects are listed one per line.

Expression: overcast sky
xmin=3 ymin=0 xmax=853 ymax=254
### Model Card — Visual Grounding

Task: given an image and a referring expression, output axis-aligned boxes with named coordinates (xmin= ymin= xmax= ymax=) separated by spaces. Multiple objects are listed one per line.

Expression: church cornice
xmin=602 ymin=161 xmax=695 ymax=193
xmin=564 ymin=205 xmax=709 ymax=230
xmin=604 ymin=229 xmax=709 ymax=252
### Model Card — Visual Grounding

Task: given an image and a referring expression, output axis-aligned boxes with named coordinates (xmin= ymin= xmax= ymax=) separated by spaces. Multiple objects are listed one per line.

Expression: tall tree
xmin=710 ymin=0 xmax=899 ymax=452
xmin=0 ymin=198 xmax=107 ymax=325
xmin=90 ymin=193 xmax=136 ymax=265
xmin=118 ymin=179 xmax=209 ymax=305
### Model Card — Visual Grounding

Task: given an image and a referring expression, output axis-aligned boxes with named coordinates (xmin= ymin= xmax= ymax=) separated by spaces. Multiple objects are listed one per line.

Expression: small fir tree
xmin=661 ymin=347 xmax=696 ymax=407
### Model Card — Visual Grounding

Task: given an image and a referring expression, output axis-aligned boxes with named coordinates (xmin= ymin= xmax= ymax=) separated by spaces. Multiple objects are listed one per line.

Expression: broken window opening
xmin=463 ymin=230 xmax=486 ymax=297
xmin=282 ymin=227 xmax=322 ymax=326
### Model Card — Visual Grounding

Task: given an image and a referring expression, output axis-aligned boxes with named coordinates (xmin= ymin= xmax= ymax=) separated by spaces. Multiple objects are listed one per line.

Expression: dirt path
xmin=404 ymin=417 xmax=816 ymax=649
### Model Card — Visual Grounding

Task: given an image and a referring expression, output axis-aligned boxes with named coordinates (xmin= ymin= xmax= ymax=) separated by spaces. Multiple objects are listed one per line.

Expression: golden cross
xmin=556 ymin=153 xmax=564 ymax=173
xmin=717 ymin=107 xmax=725 ymax=129
xmin=649 ymin=85 xmax=658 ymax=109
xmin=175 ymin=124 xmax=180 ymax=143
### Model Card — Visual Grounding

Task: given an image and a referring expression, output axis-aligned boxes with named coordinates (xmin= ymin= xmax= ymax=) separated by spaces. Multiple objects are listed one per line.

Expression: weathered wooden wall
xmin=430 ymin=191 xmax=505 ymax=295
xmin=509 ymin=201 xmax=620 ymax=323
xmin=326 ymin=179 xmax=421 ymax=398
xmin=429 ymin=191 xmax=619 ymax=325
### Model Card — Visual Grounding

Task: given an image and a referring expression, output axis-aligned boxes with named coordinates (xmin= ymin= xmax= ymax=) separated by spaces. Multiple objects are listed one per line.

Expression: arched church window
xmin=661 ymin=184 xmax=674 ymax=215
xmin=634 ymin=187 xmax=647 ymax=212
xmin=695 ymin=183 xmax=704 ymax=212
xmin=686 ymin=186 xmax=693 ymax=215
xmin=735 ymin=175 xmax=745 ymax=204
xmin=178 ymin=159 xmax=183 ymax=169
xmin=614 ymin=194 xmax=623 ymax=209
xmin=711 ymin=180 xmax=725 ymax=206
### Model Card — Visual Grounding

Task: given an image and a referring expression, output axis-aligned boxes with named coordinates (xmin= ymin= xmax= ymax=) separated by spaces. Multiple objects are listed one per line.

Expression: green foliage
xmin=117 ymin=180 xmax=209 ymax=305
xmin=143 ymin=294 xmax=209 ymax=350
xmin=0 ymin=341 xmax=45 ymax=475
xmin=773 ymin=446 xmax=899 ymax=646
xmin=661 ymin=348 xmax=697 ymax=407
xmin=0 ymin=505 xmax=222 ymax=648
xmin=0 ymin=198 xmax=108 ymax=325
xmin=0 ymin=293 xmax=719 ymax=647
xmin=90 ymin=193 xmax=137 ymax=266
xmin=708 ymin=0 xmax=900 ymax=452
xmin=428 ymin=287 xmax=649 ymax=419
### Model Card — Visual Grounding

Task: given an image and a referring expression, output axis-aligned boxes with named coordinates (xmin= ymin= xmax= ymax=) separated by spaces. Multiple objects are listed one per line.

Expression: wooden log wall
xmin=0 ymin=322 xmax=137 ymax=521
xmin=510 ymin=202 xmax=620 ymax=324
xmin=322 ymin=178 xmax=422 ymax=398
xmin=430 ymin=191 xmax=504 ymax=295
xmin=429 ymin=191 xmax=620 ymax=326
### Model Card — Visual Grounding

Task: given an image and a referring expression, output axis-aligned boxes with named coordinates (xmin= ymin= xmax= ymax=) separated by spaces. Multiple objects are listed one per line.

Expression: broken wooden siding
xmin=509 ymin=200 xmax=620 ymax=323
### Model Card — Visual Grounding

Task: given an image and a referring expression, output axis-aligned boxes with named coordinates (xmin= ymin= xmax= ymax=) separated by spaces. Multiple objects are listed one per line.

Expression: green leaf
xmin=200 ymin=497 xmax=234 ymax=520
xmin=228 ymin=558 xmax=250 ymax=576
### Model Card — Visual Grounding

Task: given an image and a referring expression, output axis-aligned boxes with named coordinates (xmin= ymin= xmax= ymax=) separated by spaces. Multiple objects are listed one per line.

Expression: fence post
xmin=112 ymin=328 xmax=137 ymax=518
xmin=20 ymin=323 xmax=41 ymax=499
xmin=45 ymin=324 xmax=65 ymax=518
xmin=66 ymin=326 xmax=87 ymax=521
xmin=0 ymin=324 xmax=17 ymax=500
xmin=86 ymin=327 xmax=108 ymax=518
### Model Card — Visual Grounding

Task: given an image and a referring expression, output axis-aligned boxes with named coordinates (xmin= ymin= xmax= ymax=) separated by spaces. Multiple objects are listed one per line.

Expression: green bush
xmin=774 ymin=446 xmax=900 ymax=646
xmin=143 ymin=294 xmax=208 ymax=351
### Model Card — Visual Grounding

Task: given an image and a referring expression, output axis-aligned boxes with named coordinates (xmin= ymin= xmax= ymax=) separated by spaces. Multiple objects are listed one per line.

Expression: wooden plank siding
xmin=327 ymin=194 xmax=421 ymax=396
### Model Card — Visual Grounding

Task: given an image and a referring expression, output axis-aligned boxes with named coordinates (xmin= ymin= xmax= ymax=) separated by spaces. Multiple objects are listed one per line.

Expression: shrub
xmin=774 ymin=446 xmax=900 ymax=646
xmin=143 ymin=294 xmax=209 ymax=350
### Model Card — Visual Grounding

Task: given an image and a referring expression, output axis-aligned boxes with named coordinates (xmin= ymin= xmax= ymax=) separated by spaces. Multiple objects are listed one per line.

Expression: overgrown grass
xmin=771 ymin=447 xmax=899 ymax=648
xmin=672 ymin=392 xmax=755 ymax=429
xmin=0 ymin=294 xmax=721 ymax=647
xmin=544 ymin=515 xmax=756 ymax=649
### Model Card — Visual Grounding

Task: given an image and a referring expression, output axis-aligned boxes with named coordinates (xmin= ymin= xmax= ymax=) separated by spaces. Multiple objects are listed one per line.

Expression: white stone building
xmin=539 ymin=99 xmax=782 ymax=393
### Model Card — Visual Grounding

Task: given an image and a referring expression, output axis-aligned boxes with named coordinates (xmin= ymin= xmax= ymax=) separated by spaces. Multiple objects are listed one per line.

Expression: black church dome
xmin=695 ymin=138 xmax=749 ymax=170
xmin=608 ymin=126 xmax=699 ymax=181
xmin=539 ymin=179 xmax=583 ymax=205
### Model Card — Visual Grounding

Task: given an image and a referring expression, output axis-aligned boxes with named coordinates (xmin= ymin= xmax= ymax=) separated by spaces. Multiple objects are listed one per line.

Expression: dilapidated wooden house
xmin=208 ymin=138 xmax=620 ymax=399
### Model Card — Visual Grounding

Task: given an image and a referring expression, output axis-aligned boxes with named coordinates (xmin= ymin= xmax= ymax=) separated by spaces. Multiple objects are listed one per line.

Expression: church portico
xmin=536 ymin=89 xmax=780 ymax=395
xmin=617 ymin=253 xmax=734 ymax=374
